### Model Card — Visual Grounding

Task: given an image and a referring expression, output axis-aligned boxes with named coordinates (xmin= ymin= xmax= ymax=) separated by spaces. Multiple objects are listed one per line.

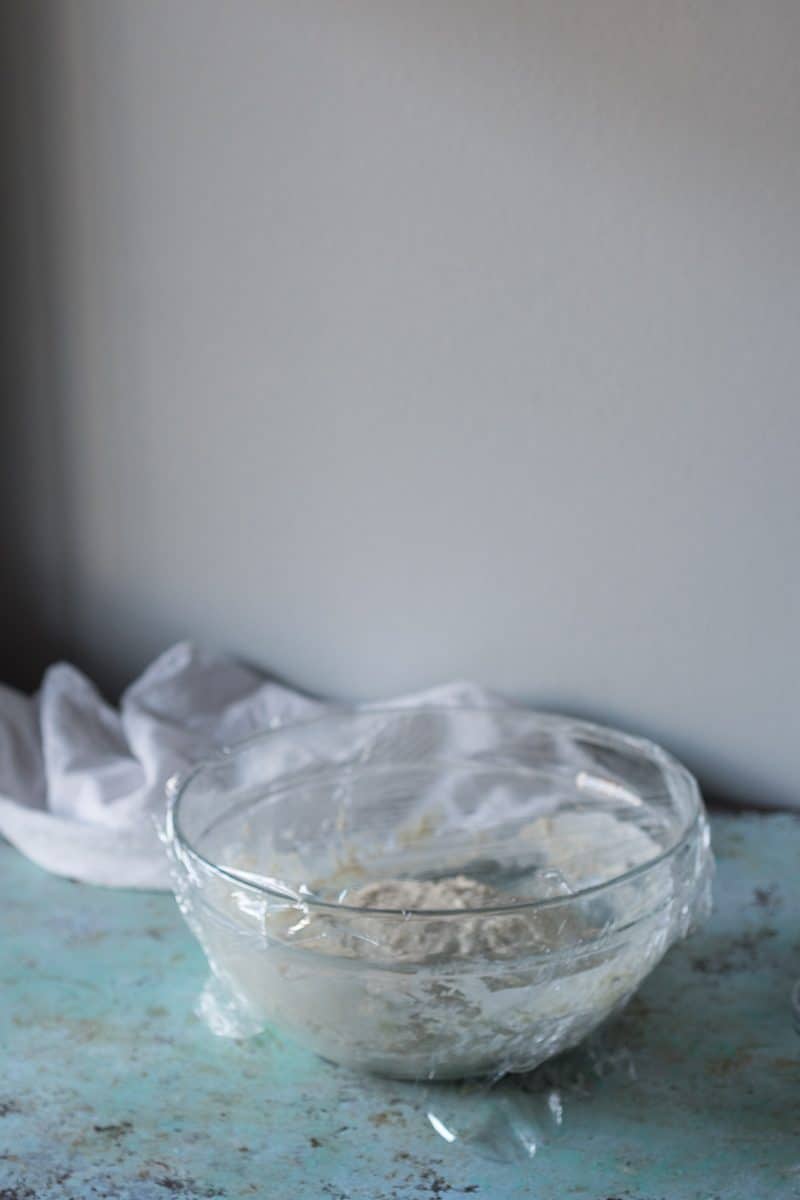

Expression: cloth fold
xmin=0 ymin=642 xmax=499 ymax=889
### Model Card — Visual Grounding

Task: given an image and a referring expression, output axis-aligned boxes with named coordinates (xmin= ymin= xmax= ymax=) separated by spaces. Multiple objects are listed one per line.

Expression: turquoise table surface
xmin=2 ymin=812 xmax=799 ymax=1200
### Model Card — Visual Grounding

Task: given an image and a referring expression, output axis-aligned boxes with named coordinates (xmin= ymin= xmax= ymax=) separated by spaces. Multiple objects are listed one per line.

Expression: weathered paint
xmin=1 ymin=813 xmax=799 ymax=1199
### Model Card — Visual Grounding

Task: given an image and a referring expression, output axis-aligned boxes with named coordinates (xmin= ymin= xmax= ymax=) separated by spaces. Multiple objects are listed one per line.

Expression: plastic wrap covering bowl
xmin=164 ymin=707 xmax=713 ymax=1081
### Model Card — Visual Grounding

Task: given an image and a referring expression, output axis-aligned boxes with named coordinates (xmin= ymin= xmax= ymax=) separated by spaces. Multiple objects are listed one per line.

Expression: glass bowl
xmin=165 ymin=706 xmax=713 ymax=1081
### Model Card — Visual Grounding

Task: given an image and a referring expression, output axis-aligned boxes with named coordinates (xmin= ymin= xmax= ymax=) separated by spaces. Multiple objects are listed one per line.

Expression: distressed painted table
xmin=2 ymin=812 xmax=799 ymax=1200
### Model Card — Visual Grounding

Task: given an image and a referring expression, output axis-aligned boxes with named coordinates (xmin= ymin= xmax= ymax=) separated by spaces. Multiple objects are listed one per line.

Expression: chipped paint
xmin=1 ymin=813 xmax=799 ymax=1198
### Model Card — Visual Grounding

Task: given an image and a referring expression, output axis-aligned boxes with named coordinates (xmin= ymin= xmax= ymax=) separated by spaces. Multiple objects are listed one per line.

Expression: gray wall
xmin=1 ymin=2 xmax=70 ymax=690
xmin=7 ymin=1 xmax=800 ymax=806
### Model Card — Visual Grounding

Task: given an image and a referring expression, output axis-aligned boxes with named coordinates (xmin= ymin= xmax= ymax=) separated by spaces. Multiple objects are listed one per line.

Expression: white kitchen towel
xmin=0 ymin=642 xmax=499 ymax=889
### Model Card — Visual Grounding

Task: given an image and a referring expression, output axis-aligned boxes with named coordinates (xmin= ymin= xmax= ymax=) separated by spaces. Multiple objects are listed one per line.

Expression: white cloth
xmin=0 ymin=642 xmax=498 ymax=889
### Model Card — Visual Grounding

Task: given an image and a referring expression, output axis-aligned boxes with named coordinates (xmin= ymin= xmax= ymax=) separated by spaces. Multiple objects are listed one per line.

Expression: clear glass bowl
xmin=165 ymin=707 xmax=713 ymax=1080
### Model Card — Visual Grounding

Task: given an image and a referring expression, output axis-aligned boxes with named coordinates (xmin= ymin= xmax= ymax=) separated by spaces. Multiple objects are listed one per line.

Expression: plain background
xmin=2 ymin=1 xmax=798 ymax=808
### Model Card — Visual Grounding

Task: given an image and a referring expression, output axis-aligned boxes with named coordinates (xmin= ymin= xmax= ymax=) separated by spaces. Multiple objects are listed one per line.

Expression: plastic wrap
xmin=163 ymin=707 xmax=713 ymax=1082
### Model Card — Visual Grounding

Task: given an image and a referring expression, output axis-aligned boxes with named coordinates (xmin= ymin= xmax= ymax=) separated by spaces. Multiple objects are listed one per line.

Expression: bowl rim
xmin=165 ymin=704 xmax=706 ymax=917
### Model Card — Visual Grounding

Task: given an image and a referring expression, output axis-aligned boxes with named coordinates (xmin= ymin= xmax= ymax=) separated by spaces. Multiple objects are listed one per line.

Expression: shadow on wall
xmin=0 ymin=0 xmax=71 ymax=690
